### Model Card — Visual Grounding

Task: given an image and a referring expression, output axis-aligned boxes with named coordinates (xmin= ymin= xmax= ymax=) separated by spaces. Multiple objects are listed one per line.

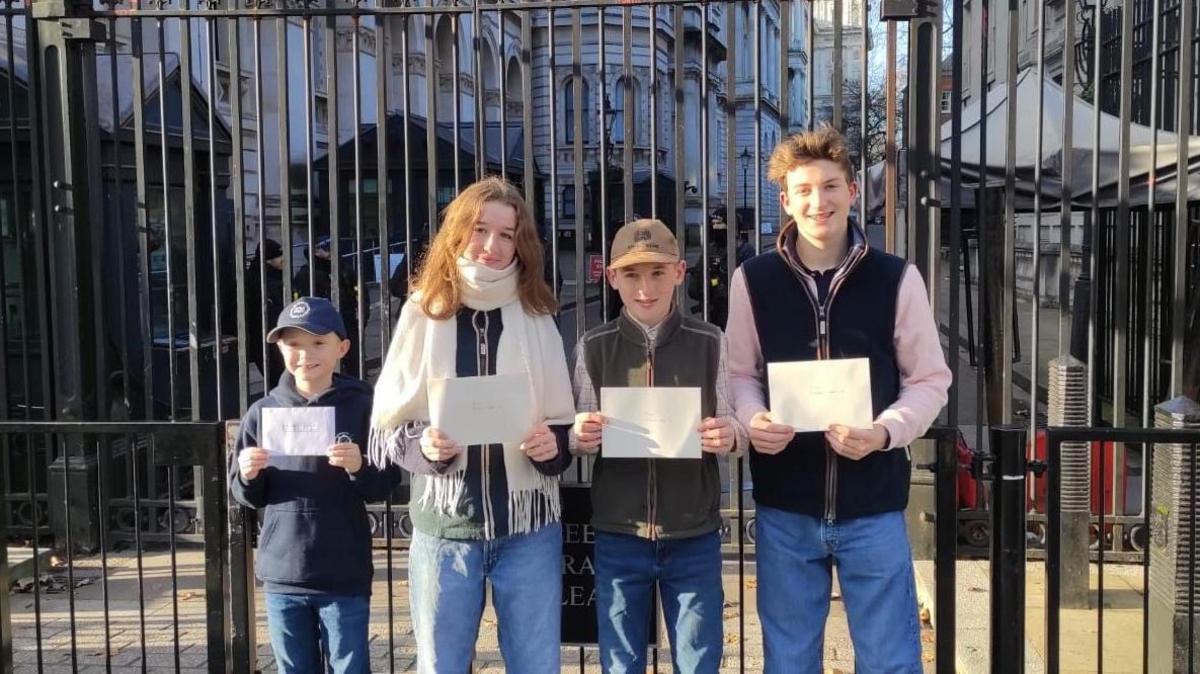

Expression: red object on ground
xmin=956 ymin=433 xmax=978 ymax=509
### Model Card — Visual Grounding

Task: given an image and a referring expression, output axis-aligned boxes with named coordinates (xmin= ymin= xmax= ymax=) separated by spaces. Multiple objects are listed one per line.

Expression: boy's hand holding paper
xmin=238 ymin=447 xmax=269 ymax=481
xmin=327 ymin=442 xmax=363 ymax=474
xmin=825 ymin=423 xmax=890 ymax=460
xmin=697 ymin=416 xmax=736 ymax=455
xmin=748 ymin=412 xmax=794 ymax=454
xmin=572 ymin=412 xmax=605 ymax=454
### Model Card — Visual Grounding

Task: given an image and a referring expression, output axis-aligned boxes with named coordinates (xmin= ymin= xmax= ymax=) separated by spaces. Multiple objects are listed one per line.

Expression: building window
xmin=562 ymin=185 xmax=575 ymax=219
xmin=940 ymin=90 xmax=952 ymax=113
xmin=611 ymin=79 xmax=629 ymax=143
xmin=314 ymin=94 xmax=329 ymax=133
xmin=564 ymin=77 xmax=590 ymax=144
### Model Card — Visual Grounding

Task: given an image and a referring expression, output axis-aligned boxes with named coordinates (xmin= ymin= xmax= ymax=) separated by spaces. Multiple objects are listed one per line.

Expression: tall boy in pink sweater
xmin=726 ymin=126 xmax=951 ymax=673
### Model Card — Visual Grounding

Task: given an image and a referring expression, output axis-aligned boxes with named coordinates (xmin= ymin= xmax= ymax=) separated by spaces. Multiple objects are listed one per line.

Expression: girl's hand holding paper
xmin=420 ymin=427 xmax=463 ymax=463
xmin=520 ymin=423 xmax=558 ymax=462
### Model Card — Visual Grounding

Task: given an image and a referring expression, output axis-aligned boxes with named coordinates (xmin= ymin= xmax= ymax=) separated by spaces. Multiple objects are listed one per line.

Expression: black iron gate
xmin=3 ymin=0 xmax=1200 ymax=671
xmin=0 ymin=421 xmax=227 ymax=672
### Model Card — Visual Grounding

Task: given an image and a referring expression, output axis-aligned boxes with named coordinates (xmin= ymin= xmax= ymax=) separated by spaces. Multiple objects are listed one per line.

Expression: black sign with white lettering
xmin=560 ymin=484 xmax=657 ymax=646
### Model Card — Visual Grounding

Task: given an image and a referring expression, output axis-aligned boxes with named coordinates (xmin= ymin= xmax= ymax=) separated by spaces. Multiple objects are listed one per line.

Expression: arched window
xmin=564 ymin=77 xmax=590 ymax=143
xmin=434 ymin=17 xmax=456 ymax=120
xmin=505 ymin=57 xmax=523 ymax=115
xmin=611 ymin=78 xmax=635 ymax=143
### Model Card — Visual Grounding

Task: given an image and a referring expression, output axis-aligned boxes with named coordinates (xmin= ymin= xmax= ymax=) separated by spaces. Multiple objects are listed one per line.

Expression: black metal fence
xmin=0 ymin=421 xmax=227 ymax=672
xmin=3 ymin=0 xmax=1200 ymax=671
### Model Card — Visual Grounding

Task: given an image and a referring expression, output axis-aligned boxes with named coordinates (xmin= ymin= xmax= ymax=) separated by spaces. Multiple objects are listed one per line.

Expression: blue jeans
xmin=264 ymin=592 xmax=371 ymax=674
xmin=408 ymin=524 xmax=562 ymax=674
xmin=594 ymin=530 xmax=724 ymax=674
xmin=756 ymin=507 xmax=922 ymax=674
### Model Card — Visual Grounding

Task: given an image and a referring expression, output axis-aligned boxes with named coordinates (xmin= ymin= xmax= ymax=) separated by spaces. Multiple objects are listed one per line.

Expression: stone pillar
xmin=1147 ymin=396 xmax=1200 ymax=673
xmin=1048 ymin=355 xmax=1090 ymax=608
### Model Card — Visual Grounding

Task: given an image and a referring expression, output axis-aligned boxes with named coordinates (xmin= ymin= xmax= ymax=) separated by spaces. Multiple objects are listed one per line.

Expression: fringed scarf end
xmin=507 ymin=475 xmax=562 ymax=536
xmin=418 ymin=470 xmax=468 ymax=517
xmin=366 ymin=426 xmax=404 ymax=469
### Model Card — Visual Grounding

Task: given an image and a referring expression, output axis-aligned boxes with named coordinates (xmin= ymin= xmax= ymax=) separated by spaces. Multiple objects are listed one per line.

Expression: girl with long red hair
xmin=368 ymin=177 xmax=573 ymax=672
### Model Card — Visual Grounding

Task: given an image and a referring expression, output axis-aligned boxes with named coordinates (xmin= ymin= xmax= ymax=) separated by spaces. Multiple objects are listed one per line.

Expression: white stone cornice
xmin=335 ymin=25 xmax=376 ymax=56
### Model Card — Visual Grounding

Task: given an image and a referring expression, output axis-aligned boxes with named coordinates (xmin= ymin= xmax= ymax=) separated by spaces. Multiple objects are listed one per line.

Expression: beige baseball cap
xmin=608 ymin=218 xmax=681 ymax=269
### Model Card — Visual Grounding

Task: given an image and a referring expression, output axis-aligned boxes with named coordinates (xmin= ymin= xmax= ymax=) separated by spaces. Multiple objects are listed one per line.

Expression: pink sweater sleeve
xmin=876 ymin=265 xmax=952 ymax=448
xmin=725 ymin=268 xmax=769 ymax=432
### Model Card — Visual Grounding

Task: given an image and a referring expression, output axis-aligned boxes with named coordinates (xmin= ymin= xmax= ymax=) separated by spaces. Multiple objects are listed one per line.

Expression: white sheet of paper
xmin=261 ymin=406 xmax=336 ymax=456
xmin=600 ymin=387 xmax=702 ymax=460
xmin=428 ymin=373 xmax=532 ymax=446
xmin=767 ymin=358 xmax=874 ymax=432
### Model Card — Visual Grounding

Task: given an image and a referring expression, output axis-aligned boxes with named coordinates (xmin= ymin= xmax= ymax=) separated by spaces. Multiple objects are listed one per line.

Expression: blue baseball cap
xmin=267 ymin=297 xmax=348 ymax=343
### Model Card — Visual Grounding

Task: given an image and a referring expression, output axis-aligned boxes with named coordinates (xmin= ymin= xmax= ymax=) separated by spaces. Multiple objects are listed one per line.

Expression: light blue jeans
xmin=755 ymin=507 xmax=922 ymax=674
xmin=595 ymin=529 xmax=724 ymax=674
xmin=408 ymin=523 xmax=563 ymax=674
xmin=264 ymin=592 xmax=371 ymax=674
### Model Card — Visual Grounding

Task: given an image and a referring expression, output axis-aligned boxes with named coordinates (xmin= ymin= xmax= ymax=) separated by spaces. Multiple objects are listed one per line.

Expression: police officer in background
xmin=293 ymin=236 xmax=367 ymax=376
xmin=245 ymin=238 xmax=287 ymax=387
xmin=688 ymin=211 xmax=754 ymax=328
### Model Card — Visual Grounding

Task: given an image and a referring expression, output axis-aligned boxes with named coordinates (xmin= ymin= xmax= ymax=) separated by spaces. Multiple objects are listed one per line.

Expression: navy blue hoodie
xmin=228 ymin=372 xmax=402 ymax=596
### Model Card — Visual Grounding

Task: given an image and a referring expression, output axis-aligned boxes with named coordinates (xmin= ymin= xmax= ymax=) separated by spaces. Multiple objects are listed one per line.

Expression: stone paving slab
xmin=9 ymin=547 xmax=937 ymax=672
xmin=915 ymin=558 xmax=1147 ymax=674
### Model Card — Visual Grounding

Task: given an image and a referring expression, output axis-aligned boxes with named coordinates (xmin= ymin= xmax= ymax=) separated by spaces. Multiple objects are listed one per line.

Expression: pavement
xmin=5 ymin=547 xmax=938 ymax=673
xmin=914 ymin=558 xmax=1146 ymax=674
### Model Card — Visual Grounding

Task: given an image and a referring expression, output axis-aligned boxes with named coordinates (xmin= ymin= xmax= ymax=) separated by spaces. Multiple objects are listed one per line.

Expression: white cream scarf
xmin=368 ymin=256 xmax=575 ymax=538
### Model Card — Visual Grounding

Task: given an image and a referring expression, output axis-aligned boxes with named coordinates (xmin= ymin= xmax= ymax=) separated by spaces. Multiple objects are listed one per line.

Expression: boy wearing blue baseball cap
xmin=228 ymin=296 xmax=400 ymax=673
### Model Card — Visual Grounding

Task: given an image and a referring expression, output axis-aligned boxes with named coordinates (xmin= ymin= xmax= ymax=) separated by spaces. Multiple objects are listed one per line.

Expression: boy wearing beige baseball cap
xmin=569 ymin=218 xmax=747 ymax=672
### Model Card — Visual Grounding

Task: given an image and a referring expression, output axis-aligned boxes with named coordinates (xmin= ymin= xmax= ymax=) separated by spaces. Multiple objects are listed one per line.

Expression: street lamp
xmin=738 ymin=146 xmax=752 ymax=211
xmin=585 ymin=96 xmax=621 ymax=253
xmin=603 ymin=98 xmax=618 ymax=169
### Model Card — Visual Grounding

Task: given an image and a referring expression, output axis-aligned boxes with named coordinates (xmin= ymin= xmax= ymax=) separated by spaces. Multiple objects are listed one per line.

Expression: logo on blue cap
xmin=267 ymin=297 xmax=348 ymax=343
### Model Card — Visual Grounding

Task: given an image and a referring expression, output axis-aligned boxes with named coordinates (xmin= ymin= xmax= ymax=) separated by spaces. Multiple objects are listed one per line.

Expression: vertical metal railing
xmin=0 ymin=422 xmax=226 ymax=673
xmin=1043 ymin=424 xmax=1200 ymax=673
xmin=2 ymin=0 xmax=1199 ymax=672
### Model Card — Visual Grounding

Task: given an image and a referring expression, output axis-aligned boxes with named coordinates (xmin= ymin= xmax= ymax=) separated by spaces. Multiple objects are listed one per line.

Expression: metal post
xmin=884 ymin=19 xmax=897 ymax=253
xmin=990 ymin=424 xmax=1028 ymax=674
xmin=981 ymin=187 xmax=1008 ymax=425
xmin=0 ymin=425 xmax=9 ymax=672
xmin=933 ymin=430 xmax=958 ymax=670
xmin=225 ymin=421 xmax=257 ymax=673
xmin=903 ymin=0 xmax=940 ymax=283
xmin=31 ymin=0 xmax=106 ymax=550
xmin=198 ymin=426 xmax=229 ymax=671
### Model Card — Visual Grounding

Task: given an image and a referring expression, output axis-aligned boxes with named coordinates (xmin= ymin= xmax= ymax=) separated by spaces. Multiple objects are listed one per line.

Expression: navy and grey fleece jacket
xmin=228 ymin=372 xmax=403 ymax=596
